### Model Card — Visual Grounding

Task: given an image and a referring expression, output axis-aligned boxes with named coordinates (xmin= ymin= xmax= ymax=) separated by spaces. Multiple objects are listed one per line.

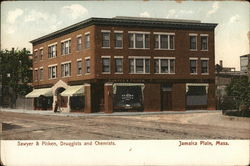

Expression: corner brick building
xmin=26 ymin=17 xmax=217 ymax=113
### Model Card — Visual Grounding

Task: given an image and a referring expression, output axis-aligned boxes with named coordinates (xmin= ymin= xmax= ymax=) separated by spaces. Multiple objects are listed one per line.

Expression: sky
xmin=1 ymin=1 xmax=249 ymax=70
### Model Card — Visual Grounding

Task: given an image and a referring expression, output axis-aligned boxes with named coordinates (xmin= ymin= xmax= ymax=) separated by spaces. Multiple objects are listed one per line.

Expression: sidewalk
xmin=0 ymin=107 xmax=221 ymax=117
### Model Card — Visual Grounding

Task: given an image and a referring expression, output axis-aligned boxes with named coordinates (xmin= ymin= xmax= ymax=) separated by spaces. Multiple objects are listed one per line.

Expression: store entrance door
xmin=161 ymin=84 xmax=172 ymax=111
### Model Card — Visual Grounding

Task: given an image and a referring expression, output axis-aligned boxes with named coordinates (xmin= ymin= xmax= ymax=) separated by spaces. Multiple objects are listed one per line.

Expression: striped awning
xmin=60 ymin=85 xmax=84 ymax=96
xmin=25 ymin=88 xmax=52 ymax=98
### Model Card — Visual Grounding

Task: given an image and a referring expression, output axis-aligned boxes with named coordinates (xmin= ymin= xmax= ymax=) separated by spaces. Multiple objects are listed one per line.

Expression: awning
xmin=60 ymin=85 xmax=84 ymax=96
xmin=113 ymin=83 xmax=145 ymax=94
xmin=25 ymin=88 xmax=52 ymax=98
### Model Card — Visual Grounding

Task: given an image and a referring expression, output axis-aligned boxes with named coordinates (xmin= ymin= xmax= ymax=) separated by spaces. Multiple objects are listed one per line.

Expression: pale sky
xmin=1 ymin=1 xmax=249 ymax=70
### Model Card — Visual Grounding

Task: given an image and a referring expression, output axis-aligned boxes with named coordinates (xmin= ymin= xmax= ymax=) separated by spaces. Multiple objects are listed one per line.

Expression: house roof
xmin=30 ymin=17 xmax=218 ymax=45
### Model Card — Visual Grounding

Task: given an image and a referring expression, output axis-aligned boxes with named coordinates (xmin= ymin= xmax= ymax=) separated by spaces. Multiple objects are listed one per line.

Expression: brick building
xmin=26 ymin=17 xmax=217 ymax=113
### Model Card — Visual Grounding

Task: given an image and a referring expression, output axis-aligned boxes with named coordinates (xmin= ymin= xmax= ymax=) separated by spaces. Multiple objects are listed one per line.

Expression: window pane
xmin=115 ymin=58 xmax=123 ymax=73
xmin=129 ymin=59 xmax=134 ymax=73
xmin=77 ymin=61 xmax=82 ymax=75
xmin=85 ymin=34 xmax=90 ymax=48
xmin=160 ymin=35 xmax=168 ymax=49
xmin=102 ymin=58 xmax=110 ymax=72
xmin=161 ymin=59 xmax=168 ymax=73
xmin=201 ymin=36 xmax=208 ymax=50
xmin=102 ymin=32 xmax=110 ymax=48
xmin=115 ymin=33 xmax=123 ymax=48
xmin=154 ymin=35 xmax=159 ymax=48
xmin=145 ymin=59 xmax=150 ymax=73
xmin=201 ymin=60 xmax=208 ymax=73
xmin=190 ymin=60 xmax=197 ymax=73
xmin=190 ymin=36 xmax=197 ymax=50
xmin=135 ymin=34 xmax=143 ymax=48
xmin=170 ymin=35 xmax=174 ymax=49
xmin=170 ymin=59 xmax=175 ymax=73
xmin=145 ymin=34 xmax=150 ymax=48
xmin=136 ymin=59 xmax=143 ymax=73
xmin=154 ymin=59 xmax=159 ymax=73
xmin=128 ymin=34 xmax=134 ymax=48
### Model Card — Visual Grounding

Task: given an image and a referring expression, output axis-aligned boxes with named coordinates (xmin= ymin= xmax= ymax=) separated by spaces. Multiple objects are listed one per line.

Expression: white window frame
xmin=154 ymin=32 xmax=175 ymax=50
xmin=114 ymin=32 xmax=123 ymax=49
xmin=39 ymin=48 xmax=43 ymax=60
xmin=200 ymin=34 xmax=209 ymax=51
xmin=101 ymin=30 xmax=111 ymax=48
xmin=201 ymin=58 xmax=209 ymax=75
xmin=189 ymin=34 xmax=197 ymax=51
xmin=48 ymin=43 xmax=57 ymax=59
xmin=101 ymin=56 xmax=111 ymax=74
xmin=153 ymin=57 xmax=176 ymax=74
xmin=114 ymin=56 xmax=124 ymax=74
xmin=189 ymin=58 xmax=198 ymax=75
xmin=128 ymin=56 xmax=150 ymax=74
xmin=76 ymin=35 xmax=82 ymax=51
xmin=34 ymin=69 xmax=38 ymax=82
xmin=39 ymin=67 xmax=44 ymax=81
xmin=48 ymin=64 xmax=57 ymax=79
xmin=128 ymin=31 xmax=150 ymax=49
xmin=61 ymin=61 xmax=71 ymax=77
xmin=85 ymin=57 xmax=90 ymax=74
xmin=77 ymin=59 xmax=82 ymax=76
xmin=85 ymin=32 xmax=90 ymax=48
xmin=61 ymin=39 xmax=71 ymax=55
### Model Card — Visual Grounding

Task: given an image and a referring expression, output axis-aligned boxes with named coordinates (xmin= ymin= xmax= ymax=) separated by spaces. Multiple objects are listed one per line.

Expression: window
xmin=77 ymin=36 xmax=82 ymax=51
xmin=34 ymin=69 xmax=38 ymax=81
xmin=33 ymin=50 xmax=38 ymax=63
xmin=48 ymin=65 xmax=57 ymax=79
xmin=190 ymin=59 xmax=197 ymax=74
xmin=39 ymin=68 xmax=43 ymax=80
xmin=189 ymin=35 xmax=197 ymax=50
xmin=154 ymin=33 xmax=175 ymax=50
xmin=128 ymin=32 xmax=150 ymax=49
xmin=85 ymin=33 xmax=90 ymax=48
xmin=115 ymin=58 xmax=123 ymax=73
xmin=102 ymin=58 xmax=110 ymax=73
xmin=201 ymin=35 xmax=208 ymax=51
xmin=77 ymin=60 xmax=82 ymax=75
xmin=115 ymin=33 xmax=123 ymax=48
xmin=48 ymin=44 xmax=57 ymax=58
xmin=154 ymin=58 xmax=175 ymax=74
xmin=102 ymin=32 xmax=110 ymax=48
xmin=40 ymin=49 xmax=43 ymax=60
xmin=61 ymin=62 xmax=71 ymax=77
xmin=85 ymin=58 xmax=90 ymax=73
xmin=201 ymin=59 xmax=209 ymax=74
xmin=129 ymin=58 xmax=150 ymax=74
xmin=61 ymin=40 xmax=71 ymax=55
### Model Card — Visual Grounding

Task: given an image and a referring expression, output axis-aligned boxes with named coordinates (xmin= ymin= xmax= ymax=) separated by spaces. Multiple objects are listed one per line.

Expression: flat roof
xmin=30 ymin=17 xmax=217 ymax=45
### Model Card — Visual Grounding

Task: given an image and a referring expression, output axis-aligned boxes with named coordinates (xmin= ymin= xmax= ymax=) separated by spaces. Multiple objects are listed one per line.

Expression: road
xmin=1 ymin=111 xmax=250 ymax=140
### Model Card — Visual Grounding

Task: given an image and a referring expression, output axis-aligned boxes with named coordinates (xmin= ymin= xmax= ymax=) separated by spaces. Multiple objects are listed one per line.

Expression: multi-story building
xmin=26 ymin=17 xmax=217 ymax=113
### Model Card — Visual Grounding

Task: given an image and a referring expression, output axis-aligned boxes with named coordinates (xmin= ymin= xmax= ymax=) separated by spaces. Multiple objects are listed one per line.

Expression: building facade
xmin=27 ymin=17 xmax=217 ymax=113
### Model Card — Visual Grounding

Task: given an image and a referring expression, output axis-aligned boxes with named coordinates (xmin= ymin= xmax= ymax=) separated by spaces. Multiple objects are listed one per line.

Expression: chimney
xmin=219 ymin=60 xmax=223 ymax=67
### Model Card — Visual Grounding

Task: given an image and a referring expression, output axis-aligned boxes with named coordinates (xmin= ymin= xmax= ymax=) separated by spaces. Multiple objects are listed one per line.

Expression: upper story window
xmin=48 ymin=44 xmax=57 ymax=59
xmin=39 ymin=48 xmax=43 ymax=60
xmin=154 ymin=58 xmax=175 ymax=74
xmin=102 ymin=30 xmax=110 ymax=48
xmin=77 ymin=60 xmax=82 ymax=75
xmin=61 ymin=39 xmax=71 ymax=55
xmin=48 ymin=65 xmax=57 ymax=79
xmin=201 ymin=35 xmax=208 ymax=51
xmin=129 ymin=57 xmax=150 ymax=74
xmin=201 ymin=59 xmax=209 ymax=74
xmin=85 ymin=58 xmax=90 ymax=74
xmin=190 ymin=58 xmax=198 ymax=74
xmin=189 ymin=34 xmax=197 ymax=50
xmin=154 ymin=33 xmax=175 ymax=50
xmin=39 ymin=68 xmax=43 ymax=81
xmin=114 ymin=32 xmax=123 ymax=48
xmin=115 ymin=57 xmax=123 ymax=73
xmin=128 ymin=32 xmax=150 ymax=49
xmin=61 ymin=62 xmax=71 ymax=77
xmin=33 ymin=50 xmax=38 ymax=63
xmin=85 ymin=33 xmax=90 ymax=48
xmin=102 ymin=57 xmax=110 ymax=73
xmin=34 ymin=69 xmax=38 ymax=81
xmin=76 ymin=36 xmax=82 ymax=51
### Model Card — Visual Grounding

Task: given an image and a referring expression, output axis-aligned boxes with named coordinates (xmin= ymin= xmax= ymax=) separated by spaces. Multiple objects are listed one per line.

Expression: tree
xmin=0 ymin=48 xmax=32 ymax=107
xmin=226 ymin=76 xmax=250 ymax=109
xmin=215 ymin=64 xmax=223 ymax=73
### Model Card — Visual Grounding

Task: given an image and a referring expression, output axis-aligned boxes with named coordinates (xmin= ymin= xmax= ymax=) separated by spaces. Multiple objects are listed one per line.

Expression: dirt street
xmin=0 ymin=111 xmax=249 ymax=140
